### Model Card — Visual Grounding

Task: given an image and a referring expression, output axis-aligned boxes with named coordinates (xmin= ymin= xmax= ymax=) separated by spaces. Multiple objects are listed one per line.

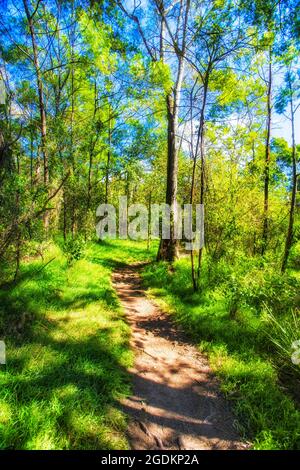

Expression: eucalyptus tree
xmin=184 ymin=0 xmax=250 ymax=289
xmin=276 ymin=53 xmax=300 ymax=272
xmin=116 ymin=0 xmax=191 ymax=261
xmin=241 ymin=0 xmax=283 ymax=255
xmin=22 ymin=0 xmax=48 ymax=187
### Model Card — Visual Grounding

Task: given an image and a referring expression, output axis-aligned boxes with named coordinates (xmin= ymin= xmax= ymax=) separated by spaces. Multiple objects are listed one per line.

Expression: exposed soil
xmin=113 ymin=263 xmax=248 ymax=450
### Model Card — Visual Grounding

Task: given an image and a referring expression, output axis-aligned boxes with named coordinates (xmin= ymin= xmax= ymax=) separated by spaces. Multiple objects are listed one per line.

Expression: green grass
xmin=141 ymin=258 xmax=300 ymax=450
xmin=2 ymin=238 xmax=299 ymax=450
xmin=0 ymin=239 xmax=156 ymax=450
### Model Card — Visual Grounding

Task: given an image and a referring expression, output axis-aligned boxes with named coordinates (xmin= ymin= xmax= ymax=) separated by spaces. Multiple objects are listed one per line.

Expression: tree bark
xmin=190 ymin=72 xmax=209 ymax=290
xmin=105 ymin=106 xmax=112 ymax=205
xmin=157 ymin=94 xmax=179 ymax=261
xmin=85 ymin=80 xmax=99 ymax=241
xmin=261 ymin=48 xmax=272 ymax=255
xmin=157 ymin=0 xmax=190 ymax=261
xmin=23 ymin=0 xmax=49 ymax=230
xmin=281 ymin=89 xmax=297 ymax=273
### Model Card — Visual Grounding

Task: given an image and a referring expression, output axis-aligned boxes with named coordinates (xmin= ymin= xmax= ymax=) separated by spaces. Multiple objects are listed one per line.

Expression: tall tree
xmin=22 ymin=0 xmax=49 ymax=230
xmin=117 ymin=0 xmax=191 ymax=261
xmin=277 ymin=62 xmax=300 ymax=271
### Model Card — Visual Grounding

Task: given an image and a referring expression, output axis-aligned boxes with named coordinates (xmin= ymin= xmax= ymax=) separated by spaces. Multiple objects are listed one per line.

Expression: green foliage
xmin=79 ymin=10 xmax=117 ymax=74
xmin=222 ymin=265 xmax=300 ymax=315
xmin=0 ymin=0 xmax=300 ymax=452
xmin=290 ymin=241 xmax=300 ymax=269
xmin=129 ymin=53 xmax=146 ymax=80
xmin=62 ymin=237 xmax=86 ymax=265
xmin=149 ymin=61 xmax=173 ymax=94
xmin=142 ymin=256 xmax=300 ymax=450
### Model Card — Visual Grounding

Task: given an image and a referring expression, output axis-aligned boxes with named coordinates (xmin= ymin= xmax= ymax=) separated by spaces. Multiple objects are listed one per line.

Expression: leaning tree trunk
xmin=196 ymin=76 xmax=209 ymax=286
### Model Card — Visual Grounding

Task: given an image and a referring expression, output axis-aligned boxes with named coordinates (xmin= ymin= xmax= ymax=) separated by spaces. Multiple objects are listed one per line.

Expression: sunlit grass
xmin=0 ymin=239 xmax=157 ymax=450
xmin=142 ymin=258 xmax=300 ymax=450
xmin=4 ymin=237 xmax=298 ymax=450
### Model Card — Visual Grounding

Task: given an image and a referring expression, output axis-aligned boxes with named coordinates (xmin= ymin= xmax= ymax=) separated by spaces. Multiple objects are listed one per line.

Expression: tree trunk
xmin=157 ymin=0 xmax=190 ymax=262
xmin=63 ymin=188 xmax=67 ymax=241
xmin=85 ymin=81 xmax=98 ymax=240
xmin=261 ymin=49 xmax=272 ymax=255
xmin=14 ymin=152 xmax=21 ymax=281
xmin=281 ymin=94 xmax=297 ymax=273
xmin=105 ymin=107 xmax=112 ymax=205
xmin=190 ymin=73 xmax=209 ymax=290
xmin=23 ymin=0 xmax=49 ymax=231
xmin=147 ymin=190 xmax=152 ymax=251
xmin=157 ymin=94 xmax=179 ymax=261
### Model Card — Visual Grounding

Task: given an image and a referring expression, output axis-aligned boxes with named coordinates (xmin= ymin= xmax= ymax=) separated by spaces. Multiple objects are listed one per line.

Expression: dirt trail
xmin=113 ymin=263 xmax=246 ymax=450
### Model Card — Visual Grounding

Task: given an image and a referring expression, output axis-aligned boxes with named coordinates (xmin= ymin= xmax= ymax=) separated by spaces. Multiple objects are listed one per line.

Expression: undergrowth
xmin=142 ymin=256 xmax=300 ymax=450
xmin=0 ymin=239 xmax=156 ymax=450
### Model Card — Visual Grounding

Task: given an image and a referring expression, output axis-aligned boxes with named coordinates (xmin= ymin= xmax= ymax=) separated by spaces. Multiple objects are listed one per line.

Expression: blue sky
xmin=273 ymin=108 xmax=300 ymax=144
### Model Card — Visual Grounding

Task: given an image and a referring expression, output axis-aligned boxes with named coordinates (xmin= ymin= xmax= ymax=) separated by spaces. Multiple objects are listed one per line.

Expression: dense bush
xmin=62 ymin=237 xmax=86 ymax=265
xmin=142 ymin=254 xmax=300 ymax=449
xmin=221 ymin=262 xmax=300 ymax=317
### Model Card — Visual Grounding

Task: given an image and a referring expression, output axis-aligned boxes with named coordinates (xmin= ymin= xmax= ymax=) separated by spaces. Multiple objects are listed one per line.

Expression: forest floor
xmin=0 ymin=240 xmax=154 ymax=449
xmin=1 ymin=239 xmax=300 ymax=449
xmin=113 ymin=263 xmax=247 ymax=450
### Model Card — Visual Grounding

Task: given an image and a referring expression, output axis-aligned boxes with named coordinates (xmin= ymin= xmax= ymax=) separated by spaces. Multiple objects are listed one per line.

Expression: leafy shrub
xmin=207 ymin=257 xmax=234 ymax=286
xmin=289 ymin=241 xmax=300 ymax=270
xmin=223 ymin=265 xmax=300 ymax=316
xmin=226 ymin=274 xmax=243 ymax=319
xmin=142 ymin=257 xmax=300 ymax=449
xmin=63 ymin=237 xmax=86 ymax=264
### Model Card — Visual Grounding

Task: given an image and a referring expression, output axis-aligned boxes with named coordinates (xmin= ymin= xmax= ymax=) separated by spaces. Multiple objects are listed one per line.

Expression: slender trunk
xmin=189 ymin=82 xmax=197 ymax=291
xmin=125 ymin=170 xmax=130 ymax=205
xmin=69 ymin=67 xmax=75 ymax=237
xmin=157 ymin=94 xmax=179 ymax=261
xmin=14 ymin=152 xmax=21 ymax=281
xmin=23 ymin=0 xmax=48 ymax=196
xmin=105 ymin=148 xmax=110 ymax=205
xmin=147 ymin=191 xmax=152 ymax=251
xmin=196 ymin=78 xmax=208 ymax=285
xmin=157 ymin=0 xmax=190 ymax=262
xmin=190 ymin=73 xmax=209 ymax=290
xmin=281 ymin=97 xmax=297 ymax=272
xmin=68 ymin=9 xmax=76 ymax=239
xmin=30 ymin=126 xmax=34 ymax=187
xmin=261 ymin=49 xmax=272 ymax=255
xmin=105 ymin=107 xmax=112 ymax=205
xmin=86 ymin=82 xmax=97 ymax=239
xmin=87 ymin=148 xmax=93 ymax=213
xmin=23 ymin=0 xmax=49 ymax=233
xmin=71 ymin=200 xmax=76 ymax=239
xmin=70 ymin=35 xmax=75 ymax=174
xmin=63 ymin=188 xmax=67 ymax=241
xmin=85 ymin=142 xmax=93 ymax=241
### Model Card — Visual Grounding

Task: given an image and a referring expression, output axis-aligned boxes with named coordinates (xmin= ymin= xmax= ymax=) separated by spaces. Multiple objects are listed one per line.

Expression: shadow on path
xmin=113 ymin=264 xmax=248 ymax=451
